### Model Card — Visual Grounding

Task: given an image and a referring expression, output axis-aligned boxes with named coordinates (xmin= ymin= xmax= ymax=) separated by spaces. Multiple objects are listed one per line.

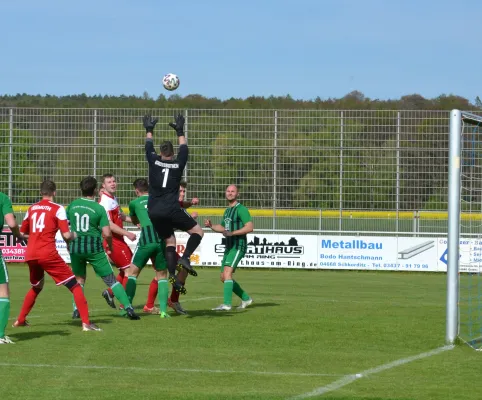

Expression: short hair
xmin=101 ymin=173 xmax=115 ymax=182
xmin=160 ymin=141 xmax=174 ymax=157
xmin=133 ymin=178 xmax=149 ymax=192
xmin=180 ymin=180 xmax=187 ymax=189
xmin=40 ymin=180 xmax=56 ymax=196
xmin=80 ymin=176 xmax=97 ymax=197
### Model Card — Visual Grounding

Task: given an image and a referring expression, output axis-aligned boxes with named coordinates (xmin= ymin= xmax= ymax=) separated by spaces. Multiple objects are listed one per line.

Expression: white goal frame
xmin=447 ymin=109 xmax=482 ymax=344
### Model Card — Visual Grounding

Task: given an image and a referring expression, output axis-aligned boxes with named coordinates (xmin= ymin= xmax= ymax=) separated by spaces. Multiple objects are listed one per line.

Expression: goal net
xmin=448 ymin=110 xmax=482 ymax=349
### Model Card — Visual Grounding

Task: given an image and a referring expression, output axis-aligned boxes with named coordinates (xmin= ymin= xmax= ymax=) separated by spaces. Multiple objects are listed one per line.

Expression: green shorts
xmin=220 ymin=247 xmax=246 ymax=271
xmin=132 ymin=243 xmax=167 ymax=271
xmin=70 ymin=251 xmax=113 ymax=278
xmin=0 ymin=255 xmax=8 ymax=284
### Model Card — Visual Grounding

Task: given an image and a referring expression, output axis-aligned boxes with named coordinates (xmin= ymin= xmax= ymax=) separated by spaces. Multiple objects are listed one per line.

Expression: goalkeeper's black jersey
xmin=145 ymin=139 xmax=188 ymax=209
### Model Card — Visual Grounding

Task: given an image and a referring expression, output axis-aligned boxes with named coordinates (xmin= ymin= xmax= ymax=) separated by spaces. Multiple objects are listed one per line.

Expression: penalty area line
xmin=0 ymin=362 xmax=345 ymax=378
xmin=289 ymin=345 xmax=454 ymax=399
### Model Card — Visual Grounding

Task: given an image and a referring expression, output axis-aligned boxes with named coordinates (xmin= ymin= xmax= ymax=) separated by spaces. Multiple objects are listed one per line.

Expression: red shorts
xmin=103 ymin=240 xmax=132 ymax=270
xmin=28 ymin=257 xmax=75 ymax=287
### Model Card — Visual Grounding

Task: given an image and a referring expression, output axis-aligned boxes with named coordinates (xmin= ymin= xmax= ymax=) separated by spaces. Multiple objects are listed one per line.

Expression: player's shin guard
xmin=125 ymin=277 xmax=137 ymax=305
xmin=17 ymin=287 xmax=42 ymax=323
xmin=145 ymin=278 xmax=158 ymax=308
xmin=157 ymin=279 xmax=168 ymax=314
xmin=232 ymin=280 xmax=250 ymax=301
xmin=223 ymin=280 xmax=234 ymax=306
xmin=0 ymin=298 xmax=10 ymax=338
xmin=165 ymin=246 xmax=178 ymax=278
xmin=69 ymin=283 xmax=90 ymax=325
xmin=182 ymin=233 xmax=202 ymax=259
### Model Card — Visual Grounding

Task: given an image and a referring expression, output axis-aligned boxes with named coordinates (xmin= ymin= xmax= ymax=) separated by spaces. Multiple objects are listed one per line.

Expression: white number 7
xmin=162 ymin=168 xmax=169 ymax=188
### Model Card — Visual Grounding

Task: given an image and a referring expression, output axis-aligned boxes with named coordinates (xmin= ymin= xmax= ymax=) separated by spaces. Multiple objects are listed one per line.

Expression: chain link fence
xmin=0 ymin=108 xmax=466 ymax=234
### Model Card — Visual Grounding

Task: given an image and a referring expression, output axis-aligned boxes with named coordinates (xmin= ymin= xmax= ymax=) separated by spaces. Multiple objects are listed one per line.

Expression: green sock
xmin=233 ymin=280 xmax=250 ymax=301
xmin=223 ymin=280 xmax=234 ymax=306
xmin=157 ymin=279 xmax=168 ymax=313
xmin=125 ymin=276 xmax=137 ymax=304
xmin=111 ymin=282 xmax=132 ymax=309
xmin=72 ymin=284 xmax=84 ymax=311
xmin=0 ymin=298 xmax=10 ymax=338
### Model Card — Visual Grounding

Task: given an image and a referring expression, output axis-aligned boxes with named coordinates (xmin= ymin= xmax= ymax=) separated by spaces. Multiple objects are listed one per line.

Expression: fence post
xmin=339 ymin=111 xmax=344 ymax=232
xmin=93 ymin=109 xmax=97 ymax=177
xmin=8 ymin=108 xmax=13 ymax=199
xmin=184 ymin=109 xmax=189 ymax=182
xmin=273 ymin=110 xmax=278 ymax=232
xmin=396 ymin=111 xmax=401 ymax=233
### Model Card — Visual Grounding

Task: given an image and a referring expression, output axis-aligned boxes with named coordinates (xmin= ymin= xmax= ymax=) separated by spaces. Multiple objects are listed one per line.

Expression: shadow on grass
xmin=55 ymin=318 xmax=114 ymax=327
xmin=184 ymin=309 xmax=236 ymax=318
xmin=248 ymin=302 xmax=280 ymax=309
xmin=9 ymin=329 xmax=71 ymax=341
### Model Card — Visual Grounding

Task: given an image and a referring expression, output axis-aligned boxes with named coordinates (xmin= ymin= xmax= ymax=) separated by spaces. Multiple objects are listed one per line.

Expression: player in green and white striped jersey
xmin=66 ymin=176 xmax=140 ymax=320
xmin=205 ymin=185 xmax=254 ymax=311
xmin=125 ymin=178 xmax=170 ymax=318
xmin=0 ymin=192 xmax=25 ymax=344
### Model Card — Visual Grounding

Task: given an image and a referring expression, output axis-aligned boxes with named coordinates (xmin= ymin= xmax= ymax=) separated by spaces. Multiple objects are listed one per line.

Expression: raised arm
xmin=143 ymin=115 xmax=159 ymax=164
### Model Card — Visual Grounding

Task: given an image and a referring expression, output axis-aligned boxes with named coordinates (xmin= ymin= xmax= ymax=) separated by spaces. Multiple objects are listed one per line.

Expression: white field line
xmin=289 ymin=345 xmax=454 ymax=399
xmin=0 ymin=362 xmax=345 ymax=378
xmin=7 ymin=296 xmax=221 ymax=321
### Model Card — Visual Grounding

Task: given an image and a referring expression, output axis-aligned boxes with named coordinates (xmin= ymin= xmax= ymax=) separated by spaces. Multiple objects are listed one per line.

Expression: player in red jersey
xmin=98 ymin=174 xmax=137 ymax=309
xmin=12 ymin=180 xmax=100 ymax=332
xmin=143 ymin=181 xmax=199 ymax=315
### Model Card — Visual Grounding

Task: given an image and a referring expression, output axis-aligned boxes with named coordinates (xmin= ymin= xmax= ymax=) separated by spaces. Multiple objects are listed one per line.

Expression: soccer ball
xmin=162 ymin=73 xmax=180 ymax=91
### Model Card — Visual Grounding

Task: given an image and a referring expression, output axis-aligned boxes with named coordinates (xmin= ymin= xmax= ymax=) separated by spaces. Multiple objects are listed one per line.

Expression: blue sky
xmin=1 ymin=0 xmax=481 ymax=101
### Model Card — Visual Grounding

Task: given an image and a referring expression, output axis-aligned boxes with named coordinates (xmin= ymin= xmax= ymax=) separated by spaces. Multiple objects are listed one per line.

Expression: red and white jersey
xmin=99 ymin=191 xmax=124 ymax=241
xmin=21 ymin=199 xmax=70 ymax=261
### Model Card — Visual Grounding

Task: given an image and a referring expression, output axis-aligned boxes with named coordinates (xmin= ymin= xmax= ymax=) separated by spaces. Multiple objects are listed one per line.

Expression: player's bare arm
xmin=120 ymin=210 xmax=132 ymax=223
xmin=109 ymin=222 xmax=136 ymax=241
xmin=223 ymin=221 xmax=254 ymax=237
xmin=61 ymin=230 xmax=77 ymax=243
xmin=4 ymin=213 xmax=26 ymax=241
xmin=102 ymin=226 xmax=113 ymax=254
xmin=181 ymin=197 xmax=199 ymax=209
xmin=204 ymin=219 xmax=225 ymax=233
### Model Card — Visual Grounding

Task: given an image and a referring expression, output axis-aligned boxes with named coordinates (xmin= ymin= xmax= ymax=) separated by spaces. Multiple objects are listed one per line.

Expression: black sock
xmin=165 ymin=246 xmax=177 ymax=276
xmin=183 ymin=233 xmax=202 ymax=259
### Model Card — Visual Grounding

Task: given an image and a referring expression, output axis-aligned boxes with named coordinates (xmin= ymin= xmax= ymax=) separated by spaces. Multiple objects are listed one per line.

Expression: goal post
xmin=447 ymin=109 xmax=482 ymax=346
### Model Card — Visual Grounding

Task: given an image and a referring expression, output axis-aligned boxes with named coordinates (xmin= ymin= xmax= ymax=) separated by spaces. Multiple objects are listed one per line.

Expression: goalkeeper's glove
xmin=169 ymin=113 xmax=185 ymax=137
xmin=143 ymin=115 xmax=158 ymax=134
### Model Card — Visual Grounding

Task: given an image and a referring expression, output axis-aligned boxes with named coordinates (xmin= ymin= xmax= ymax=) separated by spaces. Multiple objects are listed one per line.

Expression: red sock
xmin=116 ymin=270 xmax=125 ymax=284
xmin=122 ymin=275 xmax=128 ymax=289
xmin=17 ymin=287 xmax=42 ymax=323
xmin=145 ymin=278 xmax=158 ymax=308
xmin=70 ymin=284 xmax=90 ymax=324
xmin=170 ymin=287 xmax=180 ymax=303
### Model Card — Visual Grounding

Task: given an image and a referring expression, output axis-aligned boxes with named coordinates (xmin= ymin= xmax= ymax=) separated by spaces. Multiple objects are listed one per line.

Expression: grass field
xmin=1 ymin=265 xmax=480 ymax=400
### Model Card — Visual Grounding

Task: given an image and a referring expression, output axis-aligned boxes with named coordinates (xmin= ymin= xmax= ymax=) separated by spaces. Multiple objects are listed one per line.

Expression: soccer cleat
xmin=177 ymin=257 xmax=198 ymax=277
xmin=143 ymin=305 xmax=160 ymax=314
xmin=212 ymin=304 xmax=232 ymax=311
xmin=168 ymin=300 xmax=188 ymax=315
xmin=160 ymin=311 xmax=171 ymax=319
xmin=82 ymin=323 xmax=102 ymax=332
xmin=102 ymin=289 xmax=116 ymax=309
xmin=12 ymin=320 xmax=30 ymax=328
xmin=237 ymin=298 xmax=253 ymax=310
xmin=0 ymin=336 xmax=14 ymax=344
xmin=125 ymin=306 xmax=141 ymax=320
xmin=169 ymin=275 xmax=187 ymax=295
xmin=72 ymin=309 xmax=80 ymax=319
